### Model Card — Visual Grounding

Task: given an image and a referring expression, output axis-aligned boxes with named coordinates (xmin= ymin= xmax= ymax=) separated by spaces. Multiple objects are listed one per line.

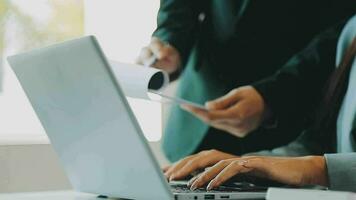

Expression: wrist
xmin=306 ymin=156 xmax=329 ymax=186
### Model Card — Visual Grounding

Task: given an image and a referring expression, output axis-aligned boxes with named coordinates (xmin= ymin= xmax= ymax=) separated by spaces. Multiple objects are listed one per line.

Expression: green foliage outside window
xmin=0 ymin=0 xmax=84 ymax=91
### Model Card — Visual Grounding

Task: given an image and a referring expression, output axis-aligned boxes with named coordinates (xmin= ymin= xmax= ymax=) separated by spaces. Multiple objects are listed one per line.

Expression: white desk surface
xmin=0 ymin=190 xmax=121 ymax=200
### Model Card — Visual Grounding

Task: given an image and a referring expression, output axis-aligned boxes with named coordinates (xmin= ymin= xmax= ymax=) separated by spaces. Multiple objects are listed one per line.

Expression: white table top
xmin=3 ymin=189 xmax=355 ymax=200
xmin=0 ymin=191 xmax=120 ymax=200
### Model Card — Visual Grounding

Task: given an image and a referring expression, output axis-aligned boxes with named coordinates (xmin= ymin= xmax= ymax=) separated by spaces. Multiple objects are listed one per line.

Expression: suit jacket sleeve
xmin=152 ymin=0 xmax=202 ymax=66
xmin=252 ymin=21 xmax=346 ymax=129
xmin=245 ymin=22 xmax=349 ymax=157
xmin=245 ymin=128 xmax=326 ymax=157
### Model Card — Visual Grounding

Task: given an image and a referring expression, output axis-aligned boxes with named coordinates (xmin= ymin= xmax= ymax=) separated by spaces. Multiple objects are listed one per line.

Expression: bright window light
xmin=0 ymin=0 xmax=162 ymax=142
xmin=84 ymin=0 xmax=161 ymax=141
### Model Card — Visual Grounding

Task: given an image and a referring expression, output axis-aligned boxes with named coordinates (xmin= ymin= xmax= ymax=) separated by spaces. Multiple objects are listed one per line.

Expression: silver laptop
xmin=8 ymin=36 xmax=266 ymax=200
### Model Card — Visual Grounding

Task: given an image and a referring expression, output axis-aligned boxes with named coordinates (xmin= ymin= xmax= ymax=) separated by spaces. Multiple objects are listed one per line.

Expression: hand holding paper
xmin=181 ymin=86 xmax=266 ymax=138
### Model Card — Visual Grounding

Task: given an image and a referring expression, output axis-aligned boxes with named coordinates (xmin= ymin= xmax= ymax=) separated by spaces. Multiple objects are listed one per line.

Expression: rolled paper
xmin=110 ymin=60 xmax=169 ymax=100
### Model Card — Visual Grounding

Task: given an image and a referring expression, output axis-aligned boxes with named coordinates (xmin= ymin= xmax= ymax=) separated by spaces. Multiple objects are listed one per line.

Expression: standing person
xmin=163 ymin=15 xmax=356 ymax=192
xmin=137 ymin=0 xmax=356 ymax=162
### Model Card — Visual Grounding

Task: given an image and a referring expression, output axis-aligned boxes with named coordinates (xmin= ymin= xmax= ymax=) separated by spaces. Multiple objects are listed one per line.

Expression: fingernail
xmin=190 ymin=184 xmax=197 ymax=191
xmin=187 ymin=180 xmax=192 ymax=187
xmin=206 ymin=181 xmax=214 ymax=191
xmin=205 ymin=102 xmax=214 ymax=109
xmin=188 ymin=179 xmax=196 ymax=187
xmin=190 ymin=180 xmax=199 ymax=191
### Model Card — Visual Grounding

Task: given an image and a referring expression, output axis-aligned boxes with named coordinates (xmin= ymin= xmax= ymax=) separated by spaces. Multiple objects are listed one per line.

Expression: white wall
xmin=0 ymin=144 xmax=71 ymax=193
xmin=84 ymin=0 xmax=163 ymax=142
xmin=0 ymin=142 xmax=169 ymax=193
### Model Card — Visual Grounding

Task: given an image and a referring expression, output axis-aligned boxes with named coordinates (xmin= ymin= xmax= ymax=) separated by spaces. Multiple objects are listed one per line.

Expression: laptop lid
xmin=8 ymin=36 xmax=173 ymax=200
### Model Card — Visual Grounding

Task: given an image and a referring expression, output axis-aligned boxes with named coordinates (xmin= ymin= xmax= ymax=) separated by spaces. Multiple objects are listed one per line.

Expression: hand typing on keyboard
xmin=163 ymin=149 xmax=327 ymax=191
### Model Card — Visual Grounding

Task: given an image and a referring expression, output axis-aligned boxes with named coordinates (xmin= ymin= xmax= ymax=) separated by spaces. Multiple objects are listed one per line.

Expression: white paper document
xmin=110 ymin=60 xmax=206 ymax=109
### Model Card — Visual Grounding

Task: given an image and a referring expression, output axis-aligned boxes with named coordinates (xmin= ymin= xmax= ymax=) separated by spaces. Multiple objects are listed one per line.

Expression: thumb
xmin=206 ymin=89 xmax=243 ymax=110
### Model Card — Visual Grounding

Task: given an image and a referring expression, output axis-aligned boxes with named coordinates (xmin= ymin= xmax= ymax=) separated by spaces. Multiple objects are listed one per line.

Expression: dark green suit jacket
xmin=153 ymin=0 xmax=356 ymax=162
xmin=249 ymin=16 xmax=356 ymax=192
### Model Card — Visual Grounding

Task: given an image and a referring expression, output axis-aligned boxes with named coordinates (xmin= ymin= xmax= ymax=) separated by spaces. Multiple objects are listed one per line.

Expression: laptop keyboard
xmin=170 ymin=182 xmax=267 ymax=193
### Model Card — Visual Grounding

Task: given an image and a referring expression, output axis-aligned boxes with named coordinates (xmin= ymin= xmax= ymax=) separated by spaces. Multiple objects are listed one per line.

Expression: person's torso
xmin=190 ymin=0 xmax=356 ymax=89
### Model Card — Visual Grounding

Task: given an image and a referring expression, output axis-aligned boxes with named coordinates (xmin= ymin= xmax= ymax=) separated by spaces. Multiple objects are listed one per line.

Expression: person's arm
xmin=189 ymin=152 xmax=356 ymax=192
xmin=252 ymin=21 xmax=347 ymax=130
xmin=181 ymin=21 xmax=348 ymax=138
xmin=152 ymin=0 xmax=203 ymax=67
xmin=163 ymin=148 xmax=329 ymax=190
xmin=246 ymin=131 xmax=319 ymax=157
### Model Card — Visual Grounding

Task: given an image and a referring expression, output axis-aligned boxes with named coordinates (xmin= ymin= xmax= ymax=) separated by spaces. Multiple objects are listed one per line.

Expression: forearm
xmin=252 ymin=21 xmax=346 ymax=127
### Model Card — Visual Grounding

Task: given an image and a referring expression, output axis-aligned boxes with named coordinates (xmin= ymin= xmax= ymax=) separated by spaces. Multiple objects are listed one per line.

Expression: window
xmin=0 ymin=0 xmax=162 ymax=143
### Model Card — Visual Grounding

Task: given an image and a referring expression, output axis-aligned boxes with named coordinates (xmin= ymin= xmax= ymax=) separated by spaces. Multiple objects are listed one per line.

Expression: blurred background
xmin=0 ymin=0 xmax=170 ymax=193
xmin=0 ymin=0 xmax=163 ymax=142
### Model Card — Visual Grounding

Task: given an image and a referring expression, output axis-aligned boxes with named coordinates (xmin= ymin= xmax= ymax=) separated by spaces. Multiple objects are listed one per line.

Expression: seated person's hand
xmin=163 ymin=150 xmax=237 ymax=181
xmin=136 ymin=37 xmax=181 ymax=74
xmin=182 ymin=86 xmax=266 ymax=138
xmin=186 ymin=155 xmax=328 ymax=191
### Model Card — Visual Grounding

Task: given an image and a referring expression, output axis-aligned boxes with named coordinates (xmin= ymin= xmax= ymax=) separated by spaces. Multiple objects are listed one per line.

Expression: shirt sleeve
xmin=152 ymin=0 xmax=203 ymax=67
xmin=324 ymin=153 xmax=356 ymax=192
